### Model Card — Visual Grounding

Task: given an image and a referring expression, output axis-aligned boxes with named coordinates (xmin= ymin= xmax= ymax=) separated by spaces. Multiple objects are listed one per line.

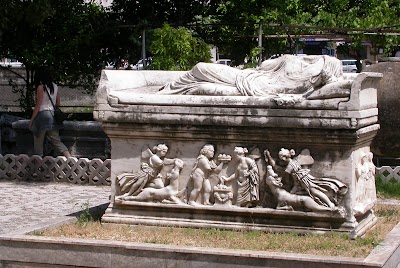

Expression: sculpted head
xmin=367 ymin=152 xmax=373 ymax=162
xmin=174 ymin=158 xmax=184 ymax=170
xmin=233 ymin=147 xmax=248 ymax=156
xmin=154 ymin=144 xmax=168 ymax=157
xmin=278 ymin=148 xmax=295 ymax=162
xmin=200 ymin=144 xmax=215 ymax=159
xmin=360 ymin=152 xmax=369 ymax=164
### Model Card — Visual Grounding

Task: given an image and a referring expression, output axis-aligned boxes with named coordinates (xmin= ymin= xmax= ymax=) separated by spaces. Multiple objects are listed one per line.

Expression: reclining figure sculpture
xmin=159 ymin=54 xmax=352 ymax=100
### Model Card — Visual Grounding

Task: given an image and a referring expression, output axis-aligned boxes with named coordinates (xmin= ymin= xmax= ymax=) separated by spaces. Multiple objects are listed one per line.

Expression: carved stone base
xmin=102 ymin=201 xmax=376 ymax=237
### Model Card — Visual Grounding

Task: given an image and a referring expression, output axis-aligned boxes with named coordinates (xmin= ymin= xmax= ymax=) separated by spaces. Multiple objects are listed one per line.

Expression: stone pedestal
xmin=368 ymin=61 xmax=400 ymax=166
xmin=213 ymin=185 xmax=233 ymax=207
xmin=94 ymin=69 xmax=382 ymax=238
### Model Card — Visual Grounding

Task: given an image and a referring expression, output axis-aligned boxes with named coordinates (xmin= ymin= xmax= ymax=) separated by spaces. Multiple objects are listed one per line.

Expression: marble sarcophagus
xmin=94 ymin=55 xmax=382 ymax=238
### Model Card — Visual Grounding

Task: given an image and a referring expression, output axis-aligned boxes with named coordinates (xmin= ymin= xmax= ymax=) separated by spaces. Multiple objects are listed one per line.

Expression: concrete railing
xmin=0 ymin=154 xmax=110 ymax=185
xmin=11 ymin=120 xmax=110 ymax=160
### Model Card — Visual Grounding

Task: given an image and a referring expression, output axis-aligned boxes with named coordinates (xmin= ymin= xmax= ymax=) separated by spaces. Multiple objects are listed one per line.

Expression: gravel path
xmin=0 ymin=181 xmax=110 ymax=235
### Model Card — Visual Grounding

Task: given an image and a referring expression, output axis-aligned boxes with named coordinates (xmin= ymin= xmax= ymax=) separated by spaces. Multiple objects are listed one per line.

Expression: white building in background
xmin=0 ymin=58 xmax=24 ymax=68
xmin=86 ymin=0 xmax=113 ymax=7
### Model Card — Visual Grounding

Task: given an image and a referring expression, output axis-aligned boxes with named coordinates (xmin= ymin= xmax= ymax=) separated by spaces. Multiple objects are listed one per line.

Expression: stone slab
xmin=0 ymin=221 xmax=399 ymax=268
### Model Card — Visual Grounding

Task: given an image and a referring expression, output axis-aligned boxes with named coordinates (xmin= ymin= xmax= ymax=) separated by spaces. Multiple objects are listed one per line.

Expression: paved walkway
xmin=1 ymin=181 xmax=110 ymax=235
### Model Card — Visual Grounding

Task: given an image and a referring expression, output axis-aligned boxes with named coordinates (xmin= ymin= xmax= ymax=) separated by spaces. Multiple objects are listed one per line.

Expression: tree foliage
xmin=150 ymin=24 xmax=211 ymax=71
xmin=108 ymin=0 xmax=213 ymax=66
xmin=1 ymin=0 xmax=398 ymax=116
xmin=208 ymin=0 xmax=399 ymax=64
xmin=0 ymin=0 xmax=107 ymax=114
xmin=106 ymin=0 xmax=399 ymax=66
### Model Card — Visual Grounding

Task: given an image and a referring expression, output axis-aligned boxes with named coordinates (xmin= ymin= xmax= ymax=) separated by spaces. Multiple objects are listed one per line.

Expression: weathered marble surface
xmin=94 ymin=55 xmax=382 ymax=237
xmin=368 ymin=61 xmax=400 ymax=164
xmin=159 ymin=55 xmax=349 ymax=98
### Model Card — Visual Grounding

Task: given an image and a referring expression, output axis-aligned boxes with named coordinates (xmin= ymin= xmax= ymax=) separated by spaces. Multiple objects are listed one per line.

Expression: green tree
xmin=209 ymin=0 xmax=399 ymax=66
xmin=298 ymin=0 xmax=400 ymax=69
xmin=0 ymin=0 xmax=108 ymax=115
xmin=150 ymin=24 xmax=211 ymax=70
xmin=209 ymin=0 xmax=304 ymax=63
xmin=108 ymin=0 xmax=212 ymax=67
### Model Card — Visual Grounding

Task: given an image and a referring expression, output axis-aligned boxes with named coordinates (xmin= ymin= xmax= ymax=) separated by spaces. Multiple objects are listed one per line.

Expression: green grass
xmin=376 ymin=177 xmax=400 ymax=199
xmin=36 ymin=203 xmax=399 ymax=258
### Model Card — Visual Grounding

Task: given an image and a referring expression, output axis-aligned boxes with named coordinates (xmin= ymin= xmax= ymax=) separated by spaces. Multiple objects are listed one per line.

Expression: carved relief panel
xmin=114 ymin=143 xmax=351 ymax=216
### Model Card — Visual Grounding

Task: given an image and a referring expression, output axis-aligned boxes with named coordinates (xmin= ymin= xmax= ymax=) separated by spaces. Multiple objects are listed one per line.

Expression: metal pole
xmin=142 ymin=29 xmax=146 ymax=66
xmin=258 ymin=23 xmax=263 ymax=66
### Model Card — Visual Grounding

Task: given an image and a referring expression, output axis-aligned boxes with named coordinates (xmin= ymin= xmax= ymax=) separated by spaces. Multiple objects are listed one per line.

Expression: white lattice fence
xmin=0 ymin=154 xmax=111 ymax=185
xmin=376 ymin=166 xmax=400 ymax=183
xmin=1 ymin=154 xmax=397 ymax=186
